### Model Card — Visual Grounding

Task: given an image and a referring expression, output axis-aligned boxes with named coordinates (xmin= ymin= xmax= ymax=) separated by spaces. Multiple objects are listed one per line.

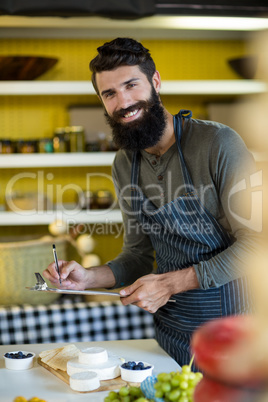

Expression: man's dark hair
xmin=89 ymin=37 xmax=156 ymax=96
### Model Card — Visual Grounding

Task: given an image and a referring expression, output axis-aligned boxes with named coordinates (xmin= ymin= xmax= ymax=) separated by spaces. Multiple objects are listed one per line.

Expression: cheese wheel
xmin=79 ymin=347 xmax=108 ymax=365
xmin=67 ymin=355 xmax=122 ymax=380
xmin=69 ymin=371 xmax=100 ymax=392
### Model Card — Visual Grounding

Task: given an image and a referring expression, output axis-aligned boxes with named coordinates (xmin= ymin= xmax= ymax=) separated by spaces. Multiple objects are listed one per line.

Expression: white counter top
xmin=0 ymin=339 xmax=180 ymax=402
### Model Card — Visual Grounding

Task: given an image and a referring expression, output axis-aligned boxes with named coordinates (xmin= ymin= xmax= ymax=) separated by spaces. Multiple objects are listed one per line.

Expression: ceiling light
xmin=160 ymin=16 xmax=268 ymax=31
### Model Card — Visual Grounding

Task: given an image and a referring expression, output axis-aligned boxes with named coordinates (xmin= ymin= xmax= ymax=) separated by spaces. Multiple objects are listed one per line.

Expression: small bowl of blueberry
xmin=4 ymin=351 xmax=35 ymax=370
xmin=120 ymin=361 xmax=154 ymax=383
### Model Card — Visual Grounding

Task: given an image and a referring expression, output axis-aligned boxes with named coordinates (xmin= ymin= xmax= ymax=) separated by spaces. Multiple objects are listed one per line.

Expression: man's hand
xmin=119 ymin=267 xmax=199 ymax=313
xmin=43 ymin=260 xmax=89 ymax=290
xmin=43 ymin=261 xmax=116 ymax=290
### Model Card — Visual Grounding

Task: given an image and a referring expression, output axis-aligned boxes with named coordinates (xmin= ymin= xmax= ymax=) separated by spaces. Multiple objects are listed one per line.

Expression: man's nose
xmin=116 ymin=91 xmax=133 ymax=111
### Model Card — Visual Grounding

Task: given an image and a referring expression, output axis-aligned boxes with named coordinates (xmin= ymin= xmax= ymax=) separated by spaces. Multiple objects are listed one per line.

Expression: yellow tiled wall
xmin=0 ymin=38 xmax=246 ymax=139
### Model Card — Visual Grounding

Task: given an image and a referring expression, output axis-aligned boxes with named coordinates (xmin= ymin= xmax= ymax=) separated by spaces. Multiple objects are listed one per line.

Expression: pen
xmin=52 ymin=244 xmax=62 ymax=285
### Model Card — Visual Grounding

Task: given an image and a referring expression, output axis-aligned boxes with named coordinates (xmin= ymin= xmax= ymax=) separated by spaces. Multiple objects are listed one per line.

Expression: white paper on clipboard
xmin=26 ymin=287 xmax=121 ymax=296
xmin=26 ymin=272 xmax=122 ymax=297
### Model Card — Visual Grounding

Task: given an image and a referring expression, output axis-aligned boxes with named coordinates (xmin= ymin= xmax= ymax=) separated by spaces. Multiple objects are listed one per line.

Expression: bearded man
xmin=44 ymin=38 xmax=258 ymax=368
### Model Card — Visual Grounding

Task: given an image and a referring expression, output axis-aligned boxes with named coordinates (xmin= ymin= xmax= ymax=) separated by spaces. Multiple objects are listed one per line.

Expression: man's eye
xmin=105 ymin=92 xmax=115 ymax=98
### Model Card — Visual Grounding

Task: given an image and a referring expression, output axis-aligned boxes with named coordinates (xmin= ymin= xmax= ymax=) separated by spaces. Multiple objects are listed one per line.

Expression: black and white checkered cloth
xmin=0 ymin=296 xmax=155 ymax=345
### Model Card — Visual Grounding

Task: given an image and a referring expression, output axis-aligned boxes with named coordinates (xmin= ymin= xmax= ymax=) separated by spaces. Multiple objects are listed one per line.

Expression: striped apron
xmin=130 ymin=110 xmax=252 ymax=367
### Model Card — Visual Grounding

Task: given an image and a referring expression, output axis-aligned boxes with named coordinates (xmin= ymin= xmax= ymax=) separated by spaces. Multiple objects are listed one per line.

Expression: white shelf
xmin=0 ymin=150 xmax=264 ymax=168
xmin=0 ymin=80 xmax=267 ymax=96
xmin=0 ymin=209 xmax=122 ymax=226
xmin=0 ymin=152 xmax=116 ymax=168
xmin=161 ymin=80 xmax=267 ymax=95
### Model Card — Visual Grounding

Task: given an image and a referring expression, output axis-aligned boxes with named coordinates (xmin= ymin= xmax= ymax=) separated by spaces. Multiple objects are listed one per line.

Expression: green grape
xmin=108 ymin=391 xmax=119 ymax=400
xmin=165 ymin=392 xmax=172 ymax=401
xmin=161 ymin=382 xmax=172 ymax=393
xmin=179 ymin=380 xmax=188 ymax=390
xmin=195 ymin=372 xmax=203 ymax=381
xmin=121 ymin=397 xmax=131 ymax=402
xmin=188 ymin=372 xmax=196 ymax=381
xmin=157 ymin=372 xmax=172 ymax=382
xmin=103 ymin=385 xmax=149 ymax=402
xmin=129 ymin=386 xmax=143 ymax=397
xmin=169 ymin=389 xmax=181 ymax=401
xmin=170 ymin=374 xmax=180 ymax=387
xmin=154 ymin=389 xmax=164 ymax=398
xmin=119 ymin=387 xmax=129 ymax=397
xmin=178 ymin=397 xmax=189 ymax=402
xmin=180 ymin=373 xmax=189 ymax=382
xmin=186 ymin=387 xmax=194 ymax=397
xmin=181 ymin=365 xmax=191 ymax=374
xmin=153 ymin=382 xmax=162 ymax=390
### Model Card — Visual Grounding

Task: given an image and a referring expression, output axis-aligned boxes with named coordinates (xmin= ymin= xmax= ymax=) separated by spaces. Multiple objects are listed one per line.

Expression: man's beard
xmin=104 ymin=87 xmax=167 ymax=151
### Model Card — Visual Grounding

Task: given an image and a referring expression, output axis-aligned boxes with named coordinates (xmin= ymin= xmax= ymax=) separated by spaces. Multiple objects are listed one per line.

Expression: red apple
xmin=194 ymin=376 xmax=257 ymax=402
xmin=191 ymin=315 xmax=268 ymax=387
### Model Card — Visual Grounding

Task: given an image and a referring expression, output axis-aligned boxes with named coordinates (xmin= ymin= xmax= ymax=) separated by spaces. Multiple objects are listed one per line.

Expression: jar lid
xmin=69 ymin=126 xmax=84 ymax=133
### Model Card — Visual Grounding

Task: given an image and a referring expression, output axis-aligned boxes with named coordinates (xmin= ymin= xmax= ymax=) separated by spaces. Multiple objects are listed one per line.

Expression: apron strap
xmin=174 ymin=109 xmax=192 ymax=142
xmin=173 ymin=110 xmax=194 ymax=191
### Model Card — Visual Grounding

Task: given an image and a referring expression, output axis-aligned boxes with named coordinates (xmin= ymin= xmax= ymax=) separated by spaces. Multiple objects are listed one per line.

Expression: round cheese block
xmin=67 ymin=354 xmax=122 ymax=380
xmin=79 ymin=347 xmax=108 ymax=365
xmin=69 ymin=371 xmax=100 ymax=392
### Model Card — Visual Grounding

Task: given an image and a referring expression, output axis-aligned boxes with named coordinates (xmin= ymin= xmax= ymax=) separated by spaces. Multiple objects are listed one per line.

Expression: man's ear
xmin=152 ymin=70 xmax=161 ymax=94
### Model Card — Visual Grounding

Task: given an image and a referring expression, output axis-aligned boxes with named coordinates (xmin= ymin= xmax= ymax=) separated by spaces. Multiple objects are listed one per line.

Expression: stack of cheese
xmin=67 ymin=346 xmax=123 ymax=391
xmin=39 ymin=344 xmax=123 ymax=392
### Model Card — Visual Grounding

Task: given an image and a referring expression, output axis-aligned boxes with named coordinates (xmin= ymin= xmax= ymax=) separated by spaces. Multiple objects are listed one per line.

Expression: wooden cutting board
xmin=38 ymin=357 xmax=138 ymax=393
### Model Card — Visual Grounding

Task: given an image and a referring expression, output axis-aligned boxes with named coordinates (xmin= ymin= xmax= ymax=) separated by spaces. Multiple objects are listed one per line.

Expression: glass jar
xmin=1 ymin=140 xmax=15 ymax=154
xmin=38 ymin=138 xmax=54 ymax=153
xmin=53 ymin=128 xmax=67 ymax=153
xmin=77 ymin=190 xmax=96 ymax=210
xmin=68 ymin=126 xmax=85 ymax=152
xmin=96 ymin=190 xmax=114 ymax=209
xmin=19 ymin=140 xmax=37 ymax=153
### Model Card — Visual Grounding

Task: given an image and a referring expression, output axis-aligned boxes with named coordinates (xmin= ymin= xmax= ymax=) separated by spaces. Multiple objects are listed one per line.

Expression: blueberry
xmin=4 ymin=351 xmax=32 ymax=359
xmin=122 ymin=360 xmax=150 ymax=371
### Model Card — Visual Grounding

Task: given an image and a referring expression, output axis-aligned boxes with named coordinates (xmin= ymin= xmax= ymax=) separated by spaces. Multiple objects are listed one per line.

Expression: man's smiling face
xmin=96 ymin=65 xmax=167 ymax=151
xmin=96 ymin=65 xmax=156 ymax=120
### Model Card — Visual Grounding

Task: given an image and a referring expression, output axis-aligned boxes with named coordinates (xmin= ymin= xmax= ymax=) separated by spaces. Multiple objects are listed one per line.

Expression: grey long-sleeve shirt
xmin=107 ymin=117 xmax=259 ymax=290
